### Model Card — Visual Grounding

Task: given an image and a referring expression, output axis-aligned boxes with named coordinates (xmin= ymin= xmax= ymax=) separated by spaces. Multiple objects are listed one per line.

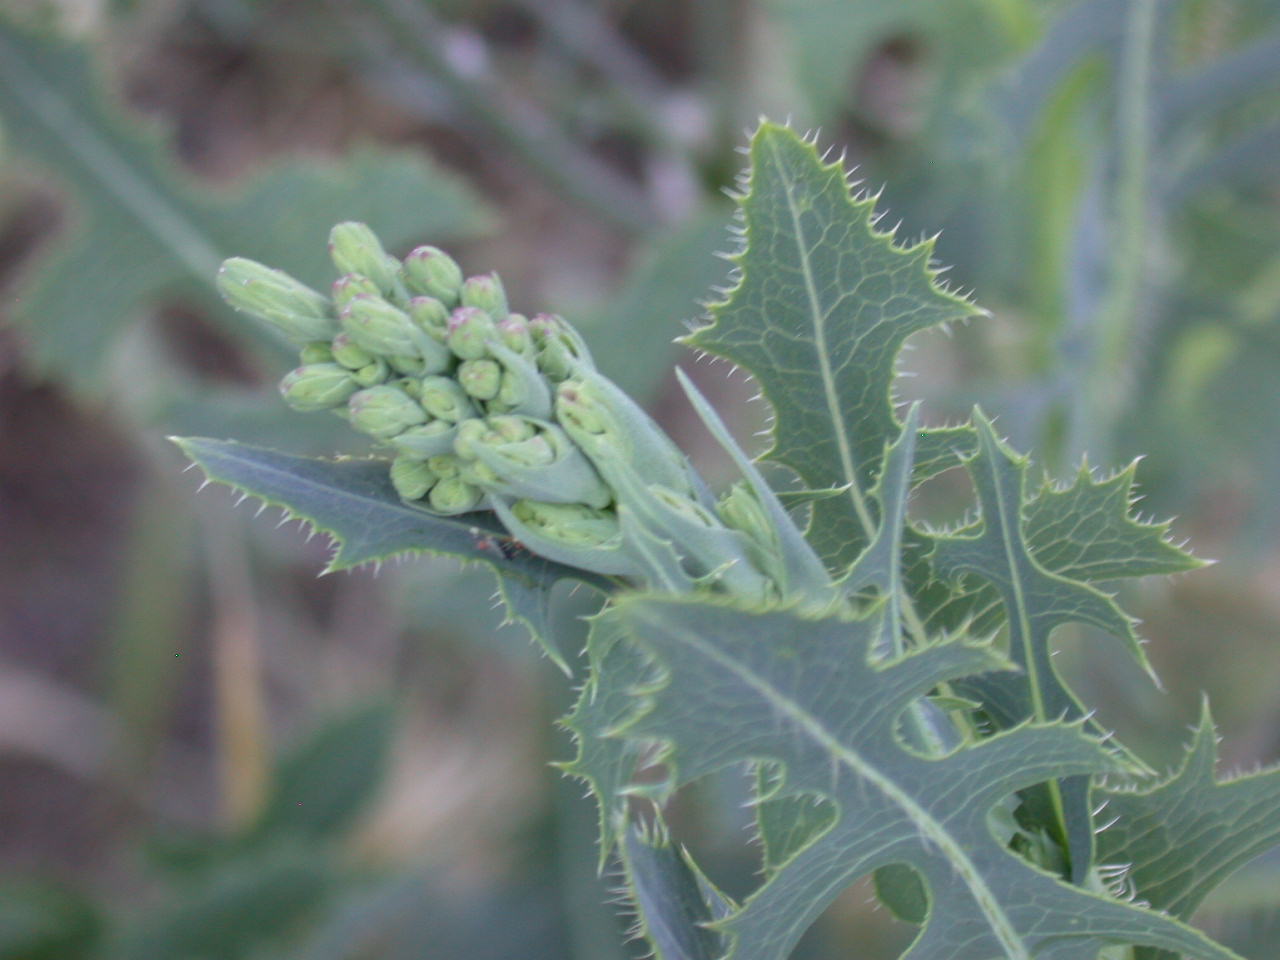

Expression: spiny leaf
xmin=931 ymin=413 xmax=1150 ymax=881
xmin=1097 ymin=703 xmax=1280 ymax=960
xmin=621 ymin=818 xmax=733 ymax=960
xmin=604 ymin=596 xmax=1242 ymax=960
xmin=172 ymin=437 xmax=610 ymax=669
xmin=0 ymin=19 xmax=491 ymax=393
xmin=685 ymin=121 xmax=983 ymax=572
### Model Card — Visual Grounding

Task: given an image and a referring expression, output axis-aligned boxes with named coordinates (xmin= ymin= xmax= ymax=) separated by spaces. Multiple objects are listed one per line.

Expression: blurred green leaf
xmin=0 ymin=18 xmax=492 ymax=393
xmin=108 ymin=846 xmax=332 ymax=960
xmin=0 ymin=880 xmax=101 ymax=960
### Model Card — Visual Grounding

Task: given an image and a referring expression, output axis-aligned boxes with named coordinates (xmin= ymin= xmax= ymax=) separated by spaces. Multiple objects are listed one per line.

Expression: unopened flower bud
xmin=427 ymin=453 xmax=462 ymax=478
xmin=530 ymin=313 xmax=593 ymax=380
xmin=279 ymin=363 xmax=358 ymax=412
xmin=217 ymin=258 xmax=335 ymax=343
xmin=447 ymin=307 xmax=498 ymax=360
xmin=418 ymin=376 xmax=476 ymax=422
xmin=389 ymin=354 xmax=427 ymax=376
xmin=428 ymin=477 xmax=482 ymax=515
xmin=331 ymin=333 xmax=374 ymax=370
xmin=342 ymin=295 xmax=423 ymax=358
xmin=299 ymin=341 xmax=334 ymax=364
xmin=511 ymin=500 xmax=620 ymax=548
xmin=390 ymin=456 xmax=437 ymax=501
xmin=497 ymin=314 xmax=533 ymax=355
xmin=329 ymin=222 xmax=401 ymax=297
xmin=332 ymin=273 xmax=382 ymax=310
xmin=486 ymin=415 xmax=536 ymax=442
xmin=352 ymin=358 xmax=390 ymax=387
xmin=402 ymin=246 xmax=464 ymax=305
xmin=347 ymin=385 xmax=428 ymax=438
xmin=459 ymin=459 xmax=500 ymax=487
xmin=460 ymin=272 xmax=508 ymax=320
xmin=458 ymin=359 xmax=502 ymax=400
xmin=485 ymin=342 xmax=553 ymax=418
xmin=407 ymin=296 xmax=450 ymax=341
xmin=391 ymin=421 xmax=457 ymax=459
xmin=452 ymin=418 xmax=489 ymax=460
xmin=470 ymin=417 xmax=611 ymax=508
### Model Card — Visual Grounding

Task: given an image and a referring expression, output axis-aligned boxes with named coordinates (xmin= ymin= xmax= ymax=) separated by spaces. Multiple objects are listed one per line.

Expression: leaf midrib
xmin=655 ymin=618 xmax=1030 ymax=960
xmin=763 ymin=134 xmax=876 ymax=542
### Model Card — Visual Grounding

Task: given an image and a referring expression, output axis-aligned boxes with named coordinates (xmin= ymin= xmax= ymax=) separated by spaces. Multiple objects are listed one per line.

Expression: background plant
xmin=2 ymin=2 xmax=1279 ymax=958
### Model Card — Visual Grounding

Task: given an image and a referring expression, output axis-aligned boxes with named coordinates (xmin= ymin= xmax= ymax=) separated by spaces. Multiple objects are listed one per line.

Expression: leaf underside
xmin=173 ymin=437 xmax=609 ymax=668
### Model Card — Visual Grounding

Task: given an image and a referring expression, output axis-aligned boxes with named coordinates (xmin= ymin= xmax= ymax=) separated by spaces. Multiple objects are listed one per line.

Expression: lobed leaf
xmin=686 ymin=122 xmax=983 ymax=572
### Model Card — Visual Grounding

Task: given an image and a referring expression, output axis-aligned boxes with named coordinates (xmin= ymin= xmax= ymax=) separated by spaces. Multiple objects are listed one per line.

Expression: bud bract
xmin=460 ymin=272 xmax=509 ymax=320
xmin=458 ymin=359 xmax=502 ymax=401
xmin=486 ymin=342 xmax=553 ymax=418
xmin=391 ymin=420 xmax=457 ymax=459
xmin=447 ymin=307 xmax=498 ymax=360
xmin=279 ymin=363 xmax=358 ymax=412
xmin=347 ymin=385 xmax=428 ymax=438
xmin=342 ymin=295 xmax=432 ymax=358
xmin=511 ymin=500 xmax=620 ymax=547
xmin=299 ymin=341 xmax=334 ymax=364
xmin=217 ymin=258 xmax=335 ymax=343
xmin=486 ymin=415 xmax=536 ymax=442
xmin=470 ymin=417 xmax=611 ymax=508
xmin=419 ymin=376 xmax=476 ymax=422
xmin=332 ymin=273 xmax=382 ymax=310
xmin=390 ymin=456 xmax=437 ymax=501
xmin=329 ymin=223 xmax=402 ymax=298
xmin=402 ymin=246 xmax=464 ymax=305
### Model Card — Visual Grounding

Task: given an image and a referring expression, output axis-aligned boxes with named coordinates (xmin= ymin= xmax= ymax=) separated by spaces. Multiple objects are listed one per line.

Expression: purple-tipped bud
xmin=332 ymin=273 xmax=382 ymax=310
xmin=347 ymin=385 xmax=428 ymax=438
xmin=530 ymin=313 xmax=593 ymax=381
xmin=459 ymin=272 xmax=508 ymax=320
xmin=341 ymin=295 xmax=421 ymax=357
xmin=418 ymin=375 xmax=476 ymax=422
xmin=446 ymin=307 xmax=498 ymax=360
xmin=497 ymin=313 xmax=533 ymax=355
xmin=351 ymin=357 xmax=390 ymax=387
xmin=402 ymin=245 xmax=464 ymax=305
xmin=279 ymin=363 xmax=359 ymax=412
xmin=329 ymin=222 xmax=401 ymax=297
xmin=407 ymin=296 xmax=450 ymax=340
xmin=217 ymin=257 xmax=335 ymax=343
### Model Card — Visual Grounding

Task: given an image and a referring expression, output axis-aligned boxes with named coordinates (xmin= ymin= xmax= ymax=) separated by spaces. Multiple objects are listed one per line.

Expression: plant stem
xmin=352 ymin=0 xmax=660 ymax=235
xmin=1071 ymin=0 xmax=1158 ymax=459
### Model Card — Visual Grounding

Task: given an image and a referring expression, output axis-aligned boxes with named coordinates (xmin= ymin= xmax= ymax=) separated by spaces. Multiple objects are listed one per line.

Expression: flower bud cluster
xmin=219 ymin=222 xmax=825 ymax=603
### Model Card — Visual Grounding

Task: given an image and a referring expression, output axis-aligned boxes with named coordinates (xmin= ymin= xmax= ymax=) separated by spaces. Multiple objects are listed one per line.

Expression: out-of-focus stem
xmin=354 ymin=0 xmax=659 ymax=234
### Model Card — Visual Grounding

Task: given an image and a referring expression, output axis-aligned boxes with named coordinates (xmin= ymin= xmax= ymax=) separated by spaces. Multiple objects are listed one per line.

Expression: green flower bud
xmin=396 ymin=377 xmax=422 ymax=399
xmin=498 ymin=314 xmax=533 ymax=355
xmin=460 ymin=272 xmax=508 ymax=320
xmin=427 ymin=453 xmax=462 ymax=478
xmin=217 ymin=257 xmax=335 ymax=343
xmin=389 ymin=354 xmax=427 ymax=376
xmin=341 ymin=295 xmax=431 ymax=358
xmin=446 ymin=306 xmax=498 ymax=360
xmin=469 ymin=417 xmax=611 ymax=508
xmin=718 ymin=482 xmax=772 ymax=550
xmin=390 ymin=456 xmax=437 ymax=501
xmin=279 ymin=363 xmax=358 ymax=412
xmin=331 ymin=333 xmax=374 ymax=370
xmin=555 ymin=370 xmax=695 ymax=496
xmin=511 ymin=500 xmax=620 ymax=548
xmin=391 ymin=420 xmax=457 ymax=459
xmin=352 ymin=357 xmax=391 ymax=387
xmin=459 ymin=459 xmax=500 ymax=487
xmin=531 ymin=313 xmax=593 ymax=381
xmin=407 ymin=296 xmax=451 ymax=341
xmin=418 ymin=376 xmax=476 ymax=422
xmin=347 ymin=385 xmax=428 ymax=438
xmin=452 ymin=418 xmax=489 ymax=460
xmin=329 ymin=222 xmax=402 ymax=298
xmin=299 ymin=341 xmax=334 ymax=364
xmin=402 ymin=246 xmax=464 ymax=305
xmin=458 ymin=359 xmax=502 ymax=401
xmin=486 ymin=415 xmax=536 ymax=442
xmin=427 ymin=477 xmax=482 ymax=515
xmin=332 ymin=273 xmax=382 ymax=310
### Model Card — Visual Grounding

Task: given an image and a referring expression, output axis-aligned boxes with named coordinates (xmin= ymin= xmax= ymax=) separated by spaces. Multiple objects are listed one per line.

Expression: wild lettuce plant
xmin=176 ymin=122 xmax=1280 ymax=960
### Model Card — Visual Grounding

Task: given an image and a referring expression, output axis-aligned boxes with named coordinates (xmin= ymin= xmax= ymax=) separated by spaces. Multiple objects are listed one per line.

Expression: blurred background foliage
xmin=0 ymin=0 xmax=1277 ymax=957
